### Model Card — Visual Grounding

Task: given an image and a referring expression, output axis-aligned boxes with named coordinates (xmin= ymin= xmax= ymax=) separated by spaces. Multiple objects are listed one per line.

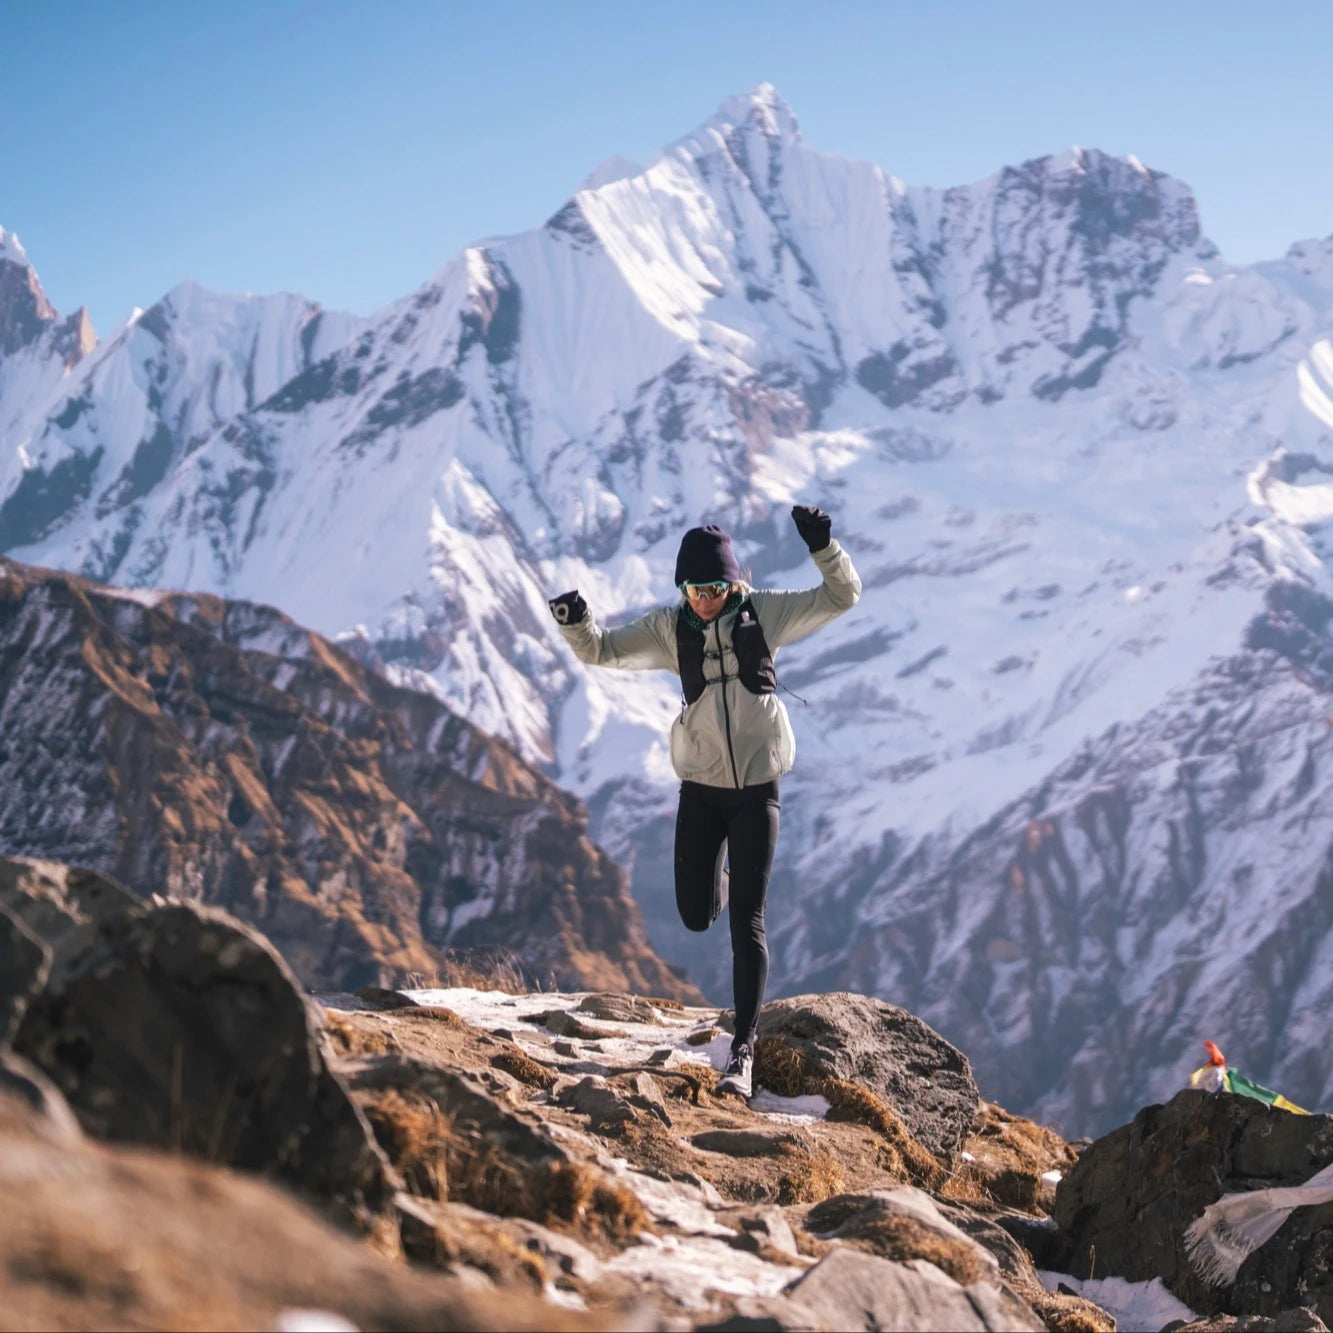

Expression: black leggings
xmin=674 ymin=778 xmax=780 ymax=1049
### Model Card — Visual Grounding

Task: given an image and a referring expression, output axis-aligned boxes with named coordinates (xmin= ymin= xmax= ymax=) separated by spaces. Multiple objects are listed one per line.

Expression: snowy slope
xmin=4 ymin=85 xmax=1333 ymax=1133
xmin=0 ymin=275 xmax=361 ymax=570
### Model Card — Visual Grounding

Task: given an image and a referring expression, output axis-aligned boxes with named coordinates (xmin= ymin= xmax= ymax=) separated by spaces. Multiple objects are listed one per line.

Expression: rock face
xmin=1053 ymin=1088 xmax=1333 ymax=1322
xmin=0 ymin=905 xmax=47 ymax=1044
xmin=0 ymin=560 xmax=696 ymax=999
xmin=12 ymin=895 xmax=397 ymax=1231
xmin=759 ymin=992 xmax=979 ymax=1158
xmin=1230 ymin=1210 xmax=1333 ymax=1329
xmin=321 ymin=981 xmax=1085 ymax=1331
xmin=781 ymin=1245 xmax=1043 ymax=1332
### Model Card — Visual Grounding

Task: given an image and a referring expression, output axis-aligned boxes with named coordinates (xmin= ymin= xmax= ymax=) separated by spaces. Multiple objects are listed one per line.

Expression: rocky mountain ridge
xmin=0 ymin=555 xmax=690 ymax=998
xmin=4 ymin=86 xmax=1333 ymax=1134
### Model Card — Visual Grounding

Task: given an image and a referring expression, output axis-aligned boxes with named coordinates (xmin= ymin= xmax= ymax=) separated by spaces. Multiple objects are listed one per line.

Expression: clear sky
xmin=6 ymin=0 xmax=1331 ymax=336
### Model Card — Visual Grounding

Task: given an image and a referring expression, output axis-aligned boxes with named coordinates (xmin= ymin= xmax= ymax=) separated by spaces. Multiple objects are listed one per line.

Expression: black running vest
xmin=676 ymin=597 xmax=777 ymax=704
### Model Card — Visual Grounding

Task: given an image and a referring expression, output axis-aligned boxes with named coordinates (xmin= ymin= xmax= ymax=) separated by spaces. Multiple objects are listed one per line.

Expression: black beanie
xmin=674 ymin=525 xmax=741 ymax=586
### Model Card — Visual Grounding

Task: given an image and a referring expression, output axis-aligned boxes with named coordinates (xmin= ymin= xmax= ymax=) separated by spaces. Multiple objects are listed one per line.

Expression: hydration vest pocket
xmin=669 ymin=709 xmax=707 ymax=778
xmin=759 ymin=691 xmax=797 ymax=773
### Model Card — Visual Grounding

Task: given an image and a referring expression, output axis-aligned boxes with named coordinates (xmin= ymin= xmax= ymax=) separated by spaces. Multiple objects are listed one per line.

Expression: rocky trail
xmin=3 ymin=851 xmax=1332 ymax=1331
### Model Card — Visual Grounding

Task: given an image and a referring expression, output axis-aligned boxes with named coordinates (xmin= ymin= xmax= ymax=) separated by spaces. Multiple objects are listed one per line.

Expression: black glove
xmin=791 ymin=504 xmax=832 ymax=553
xmin=548 ymin=589 xmax=588 ymax=626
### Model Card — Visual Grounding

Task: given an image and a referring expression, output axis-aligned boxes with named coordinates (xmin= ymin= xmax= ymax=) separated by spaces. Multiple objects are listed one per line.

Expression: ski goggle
xmin=681 ymin=580 xmax=730 ymax=600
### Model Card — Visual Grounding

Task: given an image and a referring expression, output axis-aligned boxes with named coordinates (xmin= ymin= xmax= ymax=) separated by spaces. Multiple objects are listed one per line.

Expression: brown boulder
xmin=13 ymin=899 xmax=395 ymax=1231
xmin=758 ymin=991 xmax=978 ymax=1158
xmin=780 ymin=1244 xmax=1043 ymax=1331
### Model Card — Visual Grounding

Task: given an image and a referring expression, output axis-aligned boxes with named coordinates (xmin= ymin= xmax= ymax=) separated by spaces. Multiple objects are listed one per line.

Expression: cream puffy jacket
xmin=558 ymin=541 xmax=861 ymax=788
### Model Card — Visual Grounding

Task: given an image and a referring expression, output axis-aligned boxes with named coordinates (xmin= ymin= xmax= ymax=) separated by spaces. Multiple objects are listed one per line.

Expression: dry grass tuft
xmin=793 ymin=1229 xmax=834 ymax=1259
xmin=361 ymin=1088 xmax=452 ymax=1198
xmin=322 ymin=1010 xmax=401 ymax=1057
xmin=529 ymin=1161 xmax=652 ymax=1241
xmin=1026 ymin=1289 xmax=1117 ymax=1333
xmin=939 ymin=1159 xmax=989 ymax=1205
xmin=643 ymin=996 xmax=685 ymax=1012
xmin=407 ymin=948 xmax=529 ymax=995
xmin=445 ymin=1136 xmax=521 ymax=1217
xmin=396 ymin=1005 xmax=466 ymax=1025
xmin=853 ymin=1216 xmax=991 ymax=1284
xmin=430 ymin=1125 xmax=653 ymax=1244
xmin=754 ymin=1036 xmax=811 ymax=1097
xmin=490 ymin=1046 xmax=558 ymax=1090
xmin=951 ymin=1099 xmax=1077 ymax=1213
xmin=753 ymin=1037 xmax=945 ymax=1189
xmin=821 ymin=1079 xmax=945 ymax=1188
xmin=986 ymin=1166 xmax=1042 ymax=1213
xmin=686 ymin=1027 xmax=721 ymax=1046
xmin=973 ymin=1100 xmax=1074 ymax=1171
xmin=669 ymin=1062 xmax=721 ymax=1098
xmin=774 ymin=1142 xmax=845 ymax=1205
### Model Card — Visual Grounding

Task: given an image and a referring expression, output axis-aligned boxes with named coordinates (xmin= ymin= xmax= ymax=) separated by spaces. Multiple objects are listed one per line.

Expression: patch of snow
xmin=1038 ymin=1271 xmax=1196 ymax=1331
xmin=604 ymin=1232 xmax=806 ymax=1309
xmin=97 ymin=584 xmax=168 ymax=609
xmin=273 ymin=1311 xmax=360 ymax=1333
xmin=748 ymin=1091 xmax=832 ymax=1122
xmin=542 ymin=1282 xmax=586 ymax=1310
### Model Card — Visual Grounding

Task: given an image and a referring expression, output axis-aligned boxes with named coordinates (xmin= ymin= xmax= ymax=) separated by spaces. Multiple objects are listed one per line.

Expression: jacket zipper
xmin=715 ymin=618 xmax=741 ymax=788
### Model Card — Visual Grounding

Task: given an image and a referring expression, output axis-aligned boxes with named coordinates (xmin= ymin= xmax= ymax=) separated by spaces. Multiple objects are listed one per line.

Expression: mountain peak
xmin=580 ymin=154 xmax=643 ymax=192
xmin=703 ymin=82 xmax=801 ymax=144
xmin=1021 ymin=145 xmax=1157 ymax=180
xmin=0 ymin=235 xmax=59 ymax=356
xmin=0 ymin=227 xmax=30 ymax=268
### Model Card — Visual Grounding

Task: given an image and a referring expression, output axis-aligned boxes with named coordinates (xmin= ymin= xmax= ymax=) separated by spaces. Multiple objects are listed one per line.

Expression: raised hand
xmin=548 ymin=589 xmax=588 ymax=626
xmin=790 ymin=504 xmax=832 ymax=553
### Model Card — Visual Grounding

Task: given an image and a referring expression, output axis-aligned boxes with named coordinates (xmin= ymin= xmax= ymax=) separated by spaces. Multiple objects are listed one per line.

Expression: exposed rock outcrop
xmin=9 ymin=885 xmax=396 ymax=1232
xmin=757 ymin=991 xmax=979 ymax=1158
xmin=1054 ymin=1088 xmax=1333 ymax=1325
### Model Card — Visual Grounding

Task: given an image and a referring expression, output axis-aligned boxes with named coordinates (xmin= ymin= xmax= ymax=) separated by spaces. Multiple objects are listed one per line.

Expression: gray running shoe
xmin=718 ymin=1041 xmax=754 ymax=1099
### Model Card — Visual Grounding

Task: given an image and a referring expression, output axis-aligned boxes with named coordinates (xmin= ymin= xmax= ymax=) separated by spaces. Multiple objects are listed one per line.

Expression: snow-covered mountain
xmin=5 ymin=85 xmax=1333 ymax=1134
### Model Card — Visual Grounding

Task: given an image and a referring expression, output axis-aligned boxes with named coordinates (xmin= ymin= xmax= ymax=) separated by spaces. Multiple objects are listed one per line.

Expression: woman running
xmin=548 ymin=505 xmax=861 ymax=1098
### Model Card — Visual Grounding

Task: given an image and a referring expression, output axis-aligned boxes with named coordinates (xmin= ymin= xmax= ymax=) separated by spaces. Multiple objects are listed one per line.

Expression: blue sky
xmin=7 ymin=0 xmax=1331 ymax=334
